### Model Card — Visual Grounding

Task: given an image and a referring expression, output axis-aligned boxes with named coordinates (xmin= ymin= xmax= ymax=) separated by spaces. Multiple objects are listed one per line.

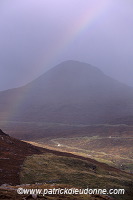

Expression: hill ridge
xmin=0 ymin=60 xmax=133 ymax=124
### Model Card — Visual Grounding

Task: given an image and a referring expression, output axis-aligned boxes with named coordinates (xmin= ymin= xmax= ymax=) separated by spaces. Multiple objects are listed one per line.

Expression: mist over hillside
xmin=0 ymin=60 xmax=133 ymax=124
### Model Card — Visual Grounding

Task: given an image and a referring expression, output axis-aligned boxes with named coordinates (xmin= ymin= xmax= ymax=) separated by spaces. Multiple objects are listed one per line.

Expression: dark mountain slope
xmin=0 ymin=129 xmax=44 ymax=185
xmin=0 ymin=60 xmax=133 ymax=124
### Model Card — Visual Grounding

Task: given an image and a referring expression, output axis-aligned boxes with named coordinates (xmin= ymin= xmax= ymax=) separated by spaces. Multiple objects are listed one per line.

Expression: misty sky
xmin=0 ymin=0 xmax=133 ymax=91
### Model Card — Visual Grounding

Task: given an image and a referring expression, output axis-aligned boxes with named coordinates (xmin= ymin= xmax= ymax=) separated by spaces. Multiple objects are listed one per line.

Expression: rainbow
xmin=34 ymin=1 xmax=111 ymax=72
xmin=3 ymin=1 xmax=110 ymax=123
xmin=41 ymin=0 xmax=110 ymax=66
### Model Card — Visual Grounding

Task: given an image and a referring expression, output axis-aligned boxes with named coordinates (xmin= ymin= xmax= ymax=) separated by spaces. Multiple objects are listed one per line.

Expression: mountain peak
xmin=0 ymin=60 xmax=133 ymax=124
xmin=29 ymin=60 xmax=104 ymax=89
xmin=49 ymin=60 xmax=103 ymax=75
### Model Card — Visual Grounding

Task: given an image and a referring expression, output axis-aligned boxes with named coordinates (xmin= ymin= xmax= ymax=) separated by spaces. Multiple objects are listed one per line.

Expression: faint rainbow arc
xmin=4 ymin=2 xmax=110 ymax=122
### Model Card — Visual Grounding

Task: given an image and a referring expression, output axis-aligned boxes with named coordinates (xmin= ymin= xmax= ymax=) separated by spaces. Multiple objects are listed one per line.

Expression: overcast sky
xmin=0 ymin=0 xmax=133 ymax=91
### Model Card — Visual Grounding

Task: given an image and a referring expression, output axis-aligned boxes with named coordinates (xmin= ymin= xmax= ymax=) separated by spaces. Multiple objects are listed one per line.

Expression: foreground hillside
xmin=0 ymin=60 xmax=133 ymax=124
xmin=0 ymin=129 xmax=133 ymax=200
xmin=0 ymin=129 xmax=45 ymax=185
xmin=20 ymin=153 xmax=133 ymax=200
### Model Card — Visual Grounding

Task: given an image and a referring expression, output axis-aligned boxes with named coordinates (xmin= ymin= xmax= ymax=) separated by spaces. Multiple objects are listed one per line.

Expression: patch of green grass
xmin=20 ymin=153 xmax=133 ymax=200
